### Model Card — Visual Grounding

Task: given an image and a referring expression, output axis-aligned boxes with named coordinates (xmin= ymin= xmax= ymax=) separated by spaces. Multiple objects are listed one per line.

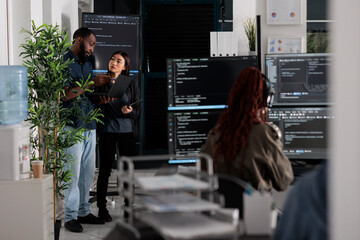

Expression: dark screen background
xmin=168 ymin=56 xmax=257 ymax=107
xmin=82 ymin=14 xmax=140 ymax=77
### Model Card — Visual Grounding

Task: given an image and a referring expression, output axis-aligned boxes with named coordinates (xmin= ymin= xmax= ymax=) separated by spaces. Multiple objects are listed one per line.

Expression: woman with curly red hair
xmin=201 ymin=67 xmax=293 ymax=191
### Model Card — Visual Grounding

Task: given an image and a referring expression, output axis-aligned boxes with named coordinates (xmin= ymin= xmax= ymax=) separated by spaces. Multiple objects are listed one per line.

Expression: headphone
xmin=261 ymin=74 xmax=274 ymax=108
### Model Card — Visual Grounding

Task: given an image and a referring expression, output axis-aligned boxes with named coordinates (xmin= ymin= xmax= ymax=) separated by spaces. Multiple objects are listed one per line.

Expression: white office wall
xmin=2 ymin=0 xmax=79 ymax=66
xmin=256 ymin=0 xmax=307 ymax=70
xmin=8 ymin=0 xmax=31 ymax=65
xmin=0 ymin=0 xmax=9 ymax=65
xmin=43 ymin=0 xmax=52 ymax=25
xmin=31 ymin=0 xmax=43 ymax=27
xmin=51 ymin=0 xmax=79 ymax=36
xmin=329 ymin=0 xmax=360 ymax=239
xmin=79 ymin=0 xmax=94 ymax=27
xmin=79 ymin=0 xmax=93 ymax=13
xmin=233 ymin=0 xmax=256 ymax=55
xmin=43 ymin=0 xmax=79 ymax=34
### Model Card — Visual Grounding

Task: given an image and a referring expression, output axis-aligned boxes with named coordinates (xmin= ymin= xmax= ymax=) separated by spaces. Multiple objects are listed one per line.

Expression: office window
xmin=307 ymin=0 xmax=331 ymax=53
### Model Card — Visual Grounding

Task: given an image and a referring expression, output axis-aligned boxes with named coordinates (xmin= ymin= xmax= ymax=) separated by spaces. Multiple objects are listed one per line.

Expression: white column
xmin=50 ymin=0 xmax=79 ymax=36
xmin=0 ymin=0 xmax=9 ymax=65
xmin=31 ymin=0 xmax=43 ymax=27
xmin=50 ymin=0 xmax=61 ymax=26
xmin=43 ymin=0 xmax=52 ymax=25
xmin=329 ymin=0 xmax=360 ymax=239
xmin=233 ymin=0 xmax=256 ymax=55
xmin=8 ymin=0 xmax=31 ymax=65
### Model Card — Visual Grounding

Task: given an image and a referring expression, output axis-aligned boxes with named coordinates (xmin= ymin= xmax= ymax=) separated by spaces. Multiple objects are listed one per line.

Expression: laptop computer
xmin=88 ymin=75 xmax=133 ymax=98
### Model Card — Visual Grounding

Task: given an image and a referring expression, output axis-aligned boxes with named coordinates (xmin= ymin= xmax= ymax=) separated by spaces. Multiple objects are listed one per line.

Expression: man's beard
xmin=79 ymin=42 xmax=88 ymax=63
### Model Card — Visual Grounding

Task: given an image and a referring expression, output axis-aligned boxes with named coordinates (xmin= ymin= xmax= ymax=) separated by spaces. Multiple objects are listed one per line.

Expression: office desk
xmin=104 ymin=222 xmax=271 ymax=240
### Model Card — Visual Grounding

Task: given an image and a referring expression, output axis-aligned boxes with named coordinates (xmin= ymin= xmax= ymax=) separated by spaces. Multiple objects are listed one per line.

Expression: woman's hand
xmin=121 ymin=105 xmax=133 ymax=114
xmin=99 ymin=95 xmax=116 ymax=104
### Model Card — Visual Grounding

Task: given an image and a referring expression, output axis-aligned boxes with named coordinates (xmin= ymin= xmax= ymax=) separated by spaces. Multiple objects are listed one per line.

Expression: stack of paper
xmin=136 ymin=174 xmax=210 ymax=191
xmin=139 ymin=192 xmax=220 ymax=212
xmin=138 ymin=212 xmax=237 ymax=239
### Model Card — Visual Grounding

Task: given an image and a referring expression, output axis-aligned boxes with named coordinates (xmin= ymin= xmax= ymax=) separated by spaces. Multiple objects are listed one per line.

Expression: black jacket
xmin=96 ymin=77 xmax=141 ymax=138
xmin=201 ymin=123 xmax=293 ymax=191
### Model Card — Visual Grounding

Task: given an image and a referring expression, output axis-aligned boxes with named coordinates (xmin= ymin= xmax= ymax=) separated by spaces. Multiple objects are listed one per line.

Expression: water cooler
xmin=0 ymin=66 xmax=31 ymax=180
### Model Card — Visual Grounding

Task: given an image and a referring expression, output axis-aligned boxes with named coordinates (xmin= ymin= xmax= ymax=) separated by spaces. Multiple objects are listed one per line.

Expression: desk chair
xmin=216 ymin=173 xmax=250 ymax=220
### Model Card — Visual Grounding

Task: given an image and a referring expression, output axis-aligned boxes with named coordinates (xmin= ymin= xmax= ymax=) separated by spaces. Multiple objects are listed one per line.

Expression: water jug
xmin=0 ymin=66 xmax=28 ymax=125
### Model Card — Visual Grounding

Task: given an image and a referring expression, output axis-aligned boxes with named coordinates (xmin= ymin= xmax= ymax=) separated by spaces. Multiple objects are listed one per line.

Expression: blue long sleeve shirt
xmin=62 ymin=51 xmax=96 ymax=130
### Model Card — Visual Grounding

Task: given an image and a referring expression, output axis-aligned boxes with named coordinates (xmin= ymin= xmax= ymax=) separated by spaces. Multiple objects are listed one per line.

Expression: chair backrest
xmin=217 ymin=173 xmax=249 ymax=219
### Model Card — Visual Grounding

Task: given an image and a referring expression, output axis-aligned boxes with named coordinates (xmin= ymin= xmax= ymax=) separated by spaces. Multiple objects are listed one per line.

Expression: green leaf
xmin=20 ymin=21 xmax=95 ymax=198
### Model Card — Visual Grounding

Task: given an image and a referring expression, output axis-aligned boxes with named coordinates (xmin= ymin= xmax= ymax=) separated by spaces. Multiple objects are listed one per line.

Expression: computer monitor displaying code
xmin=167 ymin=110 xmax=223 ymax=163
xmin=82 ymin=13 xmax=141 ymax=79
xmin=267 ymin=107 xmax=334 ymax=160
xmin=265 ymin=53 xmax=332 ymax=106
xmin=167 ymin=56 xmax=257 ymax=110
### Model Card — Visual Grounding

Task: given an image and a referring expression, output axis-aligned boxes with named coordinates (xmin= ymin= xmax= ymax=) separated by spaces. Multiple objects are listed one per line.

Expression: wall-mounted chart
xmin=268 ymin=36 xmax=303 ymax=53
xmin=267 ymin=0 xmax=302 ymax=25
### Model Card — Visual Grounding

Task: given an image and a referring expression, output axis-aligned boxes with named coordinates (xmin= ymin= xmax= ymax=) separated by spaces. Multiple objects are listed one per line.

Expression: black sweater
xmin=96 ymin=77 xmax=141 ymax=137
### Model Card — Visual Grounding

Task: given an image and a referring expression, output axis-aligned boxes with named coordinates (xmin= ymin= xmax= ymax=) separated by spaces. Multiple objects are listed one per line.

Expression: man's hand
xmin=99 ymin=95 xmax=116 ymax=104
xmin=93 ymin=75 xmax=111 ymax=86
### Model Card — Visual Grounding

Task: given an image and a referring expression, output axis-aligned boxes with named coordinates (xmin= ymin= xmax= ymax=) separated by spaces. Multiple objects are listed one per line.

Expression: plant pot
xmin=54 ymin=220 xmax=61 ymax=240
xmin=248 ymin=51 xmax=257 ymax=56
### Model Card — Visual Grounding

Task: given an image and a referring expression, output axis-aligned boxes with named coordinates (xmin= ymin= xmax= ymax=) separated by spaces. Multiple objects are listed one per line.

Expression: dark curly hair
xmin=213 ymin=67 xmax=268 ymax=164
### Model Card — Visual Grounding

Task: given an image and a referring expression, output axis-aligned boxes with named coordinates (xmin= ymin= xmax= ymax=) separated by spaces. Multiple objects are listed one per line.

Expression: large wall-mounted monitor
xmin=267 ymin=107 xmax=334 ymax=160
xmin=167 ymin=110 xmax=223 ymax=163
xmin=265 ymin=53 xmax=332 ymax=106
xmin=167 ymin=56 xmax=257 ymax=111
xmin=82 ymin=13 xmax=141 ymax=80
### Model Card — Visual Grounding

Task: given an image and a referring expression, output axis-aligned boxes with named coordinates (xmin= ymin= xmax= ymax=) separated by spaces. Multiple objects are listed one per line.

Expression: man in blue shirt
xmin=62 ymin=27 xmax=111 ymax=233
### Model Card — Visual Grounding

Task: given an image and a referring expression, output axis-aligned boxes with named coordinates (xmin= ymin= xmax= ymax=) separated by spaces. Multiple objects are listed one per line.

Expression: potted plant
xmin=20 ymin=22 xmax=102 ymax=239
xmin=243 ymin=17 xmax=256 ymax=55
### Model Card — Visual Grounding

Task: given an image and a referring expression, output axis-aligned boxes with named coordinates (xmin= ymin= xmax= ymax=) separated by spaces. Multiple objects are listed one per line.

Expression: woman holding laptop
xmin=96 ymin=50 xmax=140 ymax=222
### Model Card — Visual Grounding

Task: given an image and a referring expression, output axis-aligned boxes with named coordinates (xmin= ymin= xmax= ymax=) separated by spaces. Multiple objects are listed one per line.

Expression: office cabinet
xmin=0 ymin=174 xmax=54 ymax=240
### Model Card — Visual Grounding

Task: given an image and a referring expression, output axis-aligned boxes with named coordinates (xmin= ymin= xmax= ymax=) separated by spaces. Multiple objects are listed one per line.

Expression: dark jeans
xmin=96 ymin=132 xmax=137 ymax=211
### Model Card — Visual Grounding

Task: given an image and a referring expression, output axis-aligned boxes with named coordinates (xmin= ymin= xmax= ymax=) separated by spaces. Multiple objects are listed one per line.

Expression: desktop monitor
xmin=265 ymin=53 xmax=332 ymax=106
xmin=167 ymin=56 xmax=257 ymax=111
xmin=267 ymin=107 xmax=334 ymax=160
xmin=167 ymin=110 xmax=223 ymax=163
xmin=82 ymin=13 xmax=141 ymax=80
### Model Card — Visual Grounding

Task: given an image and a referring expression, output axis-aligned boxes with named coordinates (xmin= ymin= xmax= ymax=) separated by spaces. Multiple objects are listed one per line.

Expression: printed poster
xmin=268 ymin=37 xmax=302 ymax=53
xmin=267 ymin=0 xmax=302 ymax=25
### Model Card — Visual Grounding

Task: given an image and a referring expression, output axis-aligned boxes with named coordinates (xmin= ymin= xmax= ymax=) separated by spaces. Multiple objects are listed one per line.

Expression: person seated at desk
xmin=201 ymin=67 xmax=293 ymax=191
